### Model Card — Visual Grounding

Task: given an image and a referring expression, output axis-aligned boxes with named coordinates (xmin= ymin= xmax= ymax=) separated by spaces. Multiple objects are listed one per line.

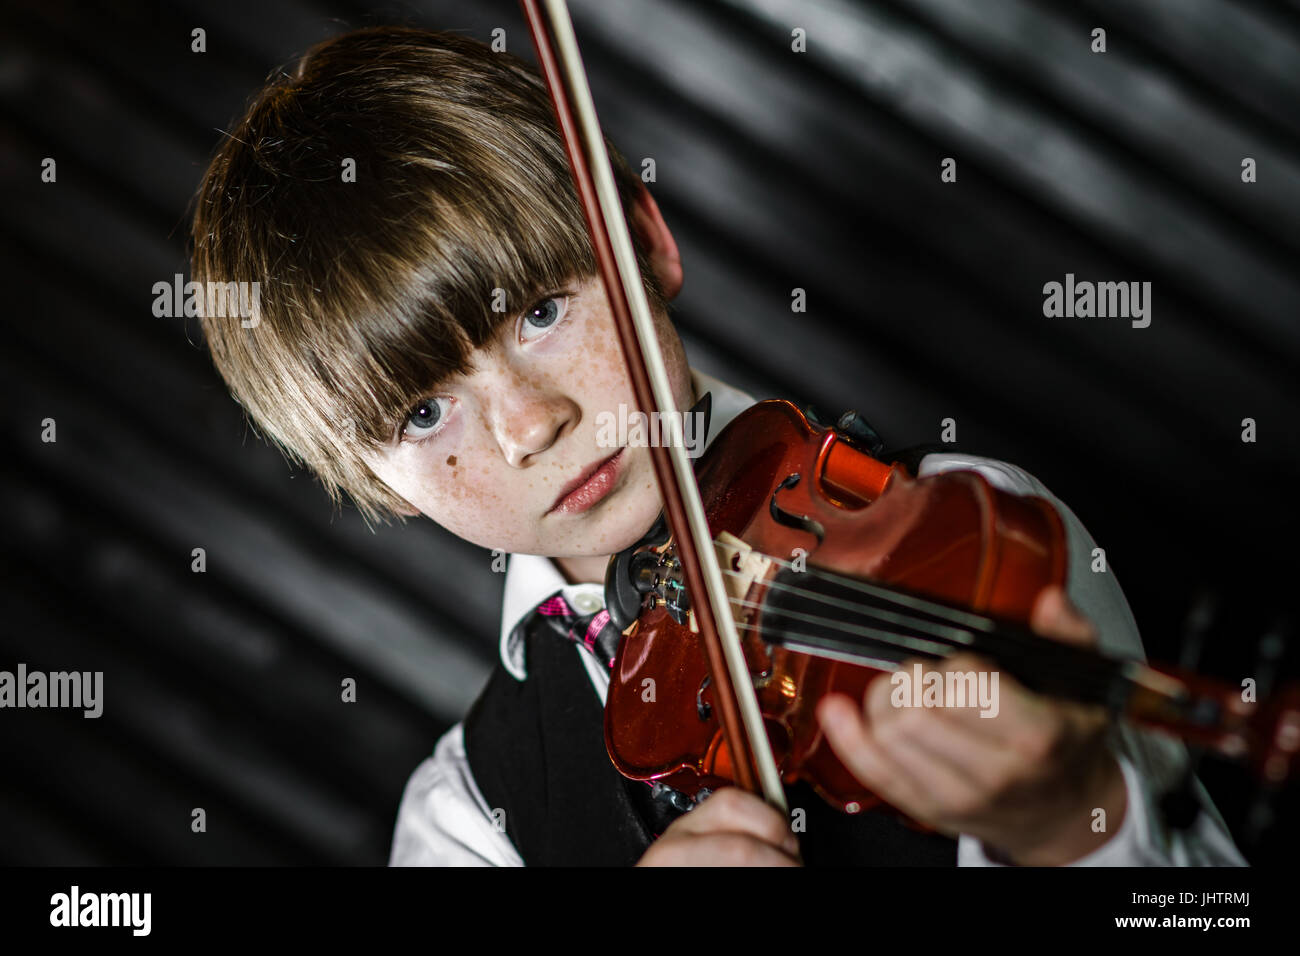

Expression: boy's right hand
xmin=635 ymin=787 xmax=803 ymax=866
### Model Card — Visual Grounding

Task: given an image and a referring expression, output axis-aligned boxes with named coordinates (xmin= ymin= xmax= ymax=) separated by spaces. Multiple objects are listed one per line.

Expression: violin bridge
xmin=714 ymin=531 xmax=772 ymax=619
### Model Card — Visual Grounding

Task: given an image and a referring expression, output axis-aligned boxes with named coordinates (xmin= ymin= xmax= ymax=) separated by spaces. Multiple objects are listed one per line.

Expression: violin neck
xmin=758 ymin=567 xmax=1250 ymax=755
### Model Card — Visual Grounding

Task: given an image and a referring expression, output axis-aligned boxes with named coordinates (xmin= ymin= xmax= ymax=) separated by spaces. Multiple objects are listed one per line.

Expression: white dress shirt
xmin=388 ymin=368 xmax=1247 ymax=867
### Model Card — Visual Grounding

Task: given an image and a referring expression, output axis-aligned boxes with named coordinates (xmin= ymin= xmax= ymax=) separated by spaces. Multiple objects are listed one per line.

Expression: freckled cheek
xmin=579 ymin=326 xmax=637 ymax=408
xmin=579 ymin=303 xmax=689 ymax=411
xmin=421 ymin=462 xmax=537 ymax=544
xmin=653 ymin=314 xmax=692 ymax=405
xmin=425 ymin=465 xmax=499 ymax=512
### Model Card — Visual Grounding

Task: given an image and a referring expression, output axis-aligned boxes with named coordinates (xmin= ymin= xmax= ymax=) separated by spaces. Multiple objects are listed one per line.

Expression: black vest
xmin=463 ymin=622 xmax=959 ymax=866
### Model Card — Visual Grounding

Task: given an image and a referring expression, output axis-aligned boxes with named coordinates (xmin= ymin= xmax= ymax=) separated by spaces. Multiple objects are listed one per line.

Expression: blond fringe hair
xmin=190 ymin=26 xmax=665 ymax=529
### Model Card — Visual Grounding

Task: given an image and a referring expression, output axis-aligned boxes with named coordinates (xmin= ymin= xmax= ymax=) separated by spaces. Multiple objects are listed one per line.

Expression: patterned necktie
xmin=525 ymin=591 xmax=623 ymax=669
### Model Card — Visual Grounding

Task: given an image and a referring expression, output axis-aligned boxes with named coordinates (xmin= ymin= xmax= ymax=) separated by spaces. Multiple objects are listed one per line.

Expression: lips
xmin=548 ymin=448 xmax=625 ymax=516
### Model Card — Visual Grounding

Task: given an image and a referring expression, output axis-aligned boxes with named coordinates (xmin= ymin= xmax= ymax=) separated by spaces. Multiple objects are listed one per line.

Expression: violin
xmin=519 ymin=0 xmax=1300 ymax=825
xmin=602 ymin=397 xmax=1300 ymax=813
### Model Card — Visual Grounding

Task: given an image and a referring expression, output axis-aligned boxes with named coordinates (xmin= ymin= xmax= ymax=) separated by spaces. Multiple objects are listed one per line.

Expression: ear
xmin=628 ymin=181 xmax=683 ymax=300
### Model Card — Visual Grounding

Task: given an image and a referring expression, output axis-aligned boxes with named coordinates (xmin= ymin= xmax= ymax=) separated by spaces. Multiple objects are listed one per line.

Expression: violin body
xmin=604 ymin=399 xmax=1068 ymax=814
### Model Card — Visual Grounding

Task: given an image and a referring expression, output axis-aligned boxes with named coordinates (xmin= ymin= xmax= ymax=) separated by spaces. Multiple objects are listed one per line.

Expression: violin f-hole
xmin=697 ymin=674 xmax=712 ymax=721
xmin=770 ymin=473 xmax=825 ymax=546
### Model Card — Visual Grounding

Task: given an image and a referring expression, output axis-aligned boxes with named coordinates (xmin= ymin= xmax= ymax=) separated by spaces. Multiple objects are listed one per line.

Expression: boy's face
xmin=362 ymin=275 xmax=694 ymax=560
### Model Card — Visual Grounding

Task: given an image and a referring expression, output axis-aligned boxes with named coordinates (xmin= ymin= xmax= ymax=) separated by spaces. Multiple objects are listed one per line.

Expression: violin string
xmin=711 ymin=549 xmax=1124 ymax=699
xmin=713 ymin=537 xmax=1118 ymax=675
xmin=715 ymin=539 xmax=1001 ymax=633
xmin=731 ymin=621 xmax=911 ymax=673
xmin=723 ymin=588 xmax=1122 ymax=702
xmin=723 ymin=565 xmax=984 ymax=648
xmin=711 ymin=538 xmax=1000 ymax=647
xmin=643 ymin=534 xmax=1126 ymax=697
xmin=724 ymin=592 xmax=958 ymax=659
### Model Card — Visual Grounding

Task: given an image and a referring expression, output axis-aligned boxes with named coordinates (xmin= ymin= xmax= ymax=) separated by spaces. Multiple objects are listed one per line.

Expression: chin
xmin=606 ymin=513 xmax=659 ymax=554
xmin=607 ymin=491 xmax=664 ymax=553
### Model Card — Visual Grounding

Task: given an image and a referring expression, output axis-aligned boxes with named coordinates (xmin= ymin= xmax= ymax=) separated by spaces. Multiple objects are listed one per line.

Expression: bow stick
xmin=520 ymin=0 xmax=787 ymax=811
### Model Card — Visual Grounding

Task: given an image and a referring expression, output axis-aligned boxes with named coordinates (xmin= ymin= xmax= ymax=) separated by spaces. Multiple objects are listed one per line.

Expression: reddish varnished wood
xmin=604 ymin=400 xmax=1066 ymax=813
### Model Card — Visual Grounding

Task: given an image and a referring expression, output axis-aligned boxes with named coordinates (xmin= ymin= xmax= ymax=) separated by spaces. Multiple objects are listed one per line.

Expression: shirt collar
xmin=497 ymin=367 xmax=757 ymax=679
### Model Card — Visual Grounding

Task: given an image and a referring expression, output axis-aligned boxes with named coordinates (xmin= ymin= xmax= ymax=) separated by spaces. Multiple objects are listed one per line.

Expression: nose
xmin=485 ymin=371 xmax=575 ymax=468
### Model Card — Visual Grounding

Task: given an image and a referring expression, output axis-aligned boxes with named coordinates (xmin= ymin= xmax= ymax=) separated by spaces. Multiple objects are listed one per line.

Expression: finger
xmin=816 ymin=692 xmax=936 ymax=819
xmin=929 ymin=651 xmax=1113 ymax=785
xmin=920 ymin=652 xmax=1055 ymax=746
xmin=873 ymin=687 xmax=1026 ymax=796
xmin=869 ymin=701 xmax=1001 ymax=821
xmin=863 ymin=665 xmax=1013 ymax=816
xmin=676 ymin=832 xmax=802 ymax=867
xmin=1029 ymin=585 xmax=1097 ymax=647
xmin=873 ymin=654 xmax=1030 ymax=744
xmin=871 ymin=654 xmax=1069 ymax=782
xmin=680 ymin=786 xmax=800 ymax=857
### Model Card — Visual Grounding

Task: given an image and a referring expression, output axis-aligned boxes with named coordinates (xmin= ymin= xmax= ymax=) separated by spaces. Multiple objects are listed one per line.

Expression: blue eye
xmin=520 ymin=295 xmax=569 ymax=341
xmin=401 ymin=396 xmax=452 ymax=440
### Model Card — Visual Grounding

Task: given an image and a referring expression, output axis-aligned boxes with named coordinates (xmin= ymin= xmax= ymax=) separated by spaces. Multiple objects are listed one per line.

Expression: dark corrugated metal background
xmin=1 ymin=0 xmax=1296 ymax=865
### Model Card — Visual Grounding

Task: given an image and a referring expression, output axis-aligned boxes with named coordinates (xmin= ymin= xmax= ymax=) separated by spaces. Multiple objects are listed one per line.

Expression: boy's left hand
xmin=815 ymin=585 xmax=1128 ymax=865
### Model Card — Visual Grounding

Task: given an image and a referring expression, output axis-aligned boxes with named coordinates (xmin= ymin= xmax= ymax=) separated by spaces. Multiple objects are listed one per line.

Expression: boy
xmin=191 ymin=26 xmax=1245 ymax=866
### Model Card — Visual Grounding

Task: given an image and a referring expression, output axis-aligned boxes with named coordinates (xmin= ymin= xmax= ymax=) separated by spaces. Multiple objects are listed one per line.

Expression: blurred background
xmin=1 ymin=0 xmax=1296 ymax=865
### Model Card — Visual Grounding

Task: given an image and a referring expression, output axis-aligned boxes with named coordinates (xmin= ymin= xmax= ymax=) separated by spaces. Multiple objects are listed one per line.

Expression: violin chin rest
xmin=605 ymin=512 xmax=670 ymax=632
